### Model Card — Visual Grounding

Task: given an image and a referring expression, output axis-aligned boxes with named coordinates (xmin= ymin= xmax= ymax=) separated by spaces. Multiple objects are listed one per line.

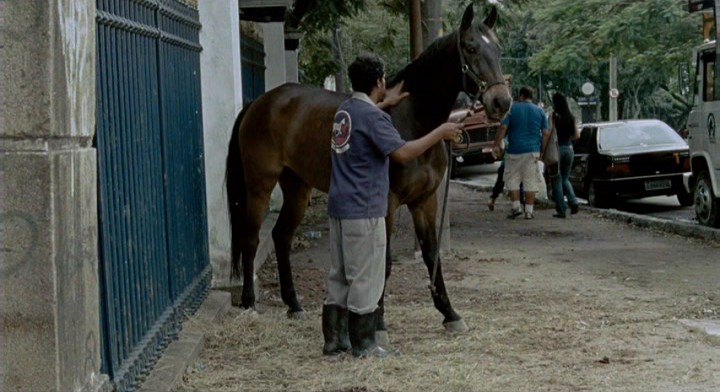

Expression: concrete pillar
xmin=262 ymin=22 xmax=285 ymax=212
xmin=262 ymin=22 xmax=287 ymax=90
xmin=284 ymin=30 xmax=302 ymax=84
xmin=0 ymin=1 xmax=106 ymax=391
xmin=285 ymin=50 xmax=299 ymax=83
xmin=199 ymin=0 xmax=244 ymax=286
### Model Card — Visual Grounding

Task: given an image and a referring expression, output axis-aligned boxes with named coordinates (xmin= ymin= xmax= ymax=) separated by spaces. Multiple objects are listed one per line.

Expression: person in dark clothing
xmin=488 ymin=151 xmax=525 ymax=210
xmin=323 ymin=53 xmax=463 ymax=358
xmin=549 ymin=92 xmax=580 ymax=218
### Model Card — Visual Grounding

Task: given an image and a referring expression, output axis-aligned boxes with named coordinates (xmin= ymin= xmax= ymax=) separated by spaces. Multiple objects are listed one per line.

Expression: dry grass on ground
xmin=176 ymin=186 xmax=719 ymax=392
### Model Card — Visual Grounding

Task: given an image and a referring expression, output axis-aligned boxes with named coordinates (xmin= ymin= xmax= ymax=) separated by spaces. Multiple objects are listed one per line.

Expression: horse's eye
xmin=466 ymin=46 xmax=477 ymax=54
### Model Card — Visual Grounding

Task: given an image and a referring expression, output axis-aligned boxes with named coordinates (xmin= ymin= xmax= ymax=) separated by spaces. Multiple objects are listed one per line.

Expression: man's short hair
xmin=348 ymin=53 xmax=385 ymax=95
xmin=519 ymin=87 xmax=534 ymax=100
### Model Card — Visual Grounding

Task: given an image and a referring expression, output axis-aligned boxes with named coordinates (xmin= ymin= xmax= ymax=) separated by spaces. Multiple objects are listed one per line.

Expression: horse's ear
xmin=460 ymin=3 xmax=474 ymax=32
xmin=483 ymin=6 xmax=498 ymax=30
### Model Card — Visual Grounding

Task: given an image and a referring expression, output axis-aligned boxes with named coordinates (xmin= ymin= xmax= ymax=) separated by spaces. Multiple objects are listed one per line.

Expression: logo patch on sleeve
xmin=332 ymin=110 xmax=352 ymax=153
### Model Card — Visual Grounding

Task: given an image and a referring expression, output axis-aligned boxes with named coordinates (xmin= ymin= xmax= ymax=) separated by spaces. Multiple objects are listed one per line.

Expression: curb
xmin=455 ymin=181 xmax=720 ymax=243
xmin=139 ymin=290 xmax=232 ymax=392
xmin=584 ymin=206 xmax=720 ymax=243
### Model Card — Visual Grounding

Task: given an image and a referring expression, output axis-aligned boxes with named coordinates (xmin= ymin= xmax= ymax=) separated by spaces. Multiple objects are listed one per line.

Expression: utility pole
xmin=418 ymin=0 xmax=449 ymax=253
xmin=333 ymin=27 xmax=346 ymax=92
xmin=422 ymin=0 xmax=443 ymax=49
xmin=410 ymin=0 xmax=423 ymax=58
xmin=609 ymin=55 xmax=618 ymax=121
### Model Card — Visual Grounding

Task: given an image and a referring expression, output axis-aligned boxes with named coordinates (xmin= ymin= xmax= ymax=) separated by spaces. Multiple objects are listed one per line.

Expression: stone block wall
xmin=0 ymin=1 xmax=105 ymax=391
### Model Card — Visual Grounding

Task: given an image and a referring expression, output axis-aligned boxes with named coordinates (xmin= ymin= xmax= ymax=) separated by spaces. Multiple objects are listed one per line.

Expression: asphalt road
xmin=452 ymin=161 xmax=697 ymax=223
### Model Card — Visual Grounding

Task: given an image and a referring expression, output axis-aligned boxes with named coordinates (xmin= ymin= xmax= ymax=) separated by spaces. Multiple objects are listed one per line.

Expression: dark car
xmin=570 ymin=119 xmax=693 ymax=207
xmin=447 ymin=108 xmax=499 ymax=177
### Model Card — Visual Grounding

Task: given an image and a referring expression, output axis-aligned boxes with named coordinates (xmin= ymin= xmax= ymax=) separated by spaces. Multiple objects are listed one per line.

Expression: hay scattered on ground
xmin=176 ymin=186 xmax=720 ymax=392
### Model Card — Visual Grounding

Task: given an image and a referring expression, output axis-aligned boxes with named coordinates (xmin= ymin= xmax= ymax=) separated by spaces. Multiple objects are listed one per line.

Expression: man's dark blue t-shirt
xmin=501 ymin=101 xmax=548 ymax=154
xmin=328 ymin=93 xmax=406 ymax=219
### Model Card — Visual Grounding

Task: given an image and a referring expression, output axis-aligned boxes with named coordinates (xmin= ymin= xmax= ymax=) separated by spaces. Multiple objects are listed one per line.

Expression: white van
xmin=687 ymin=40 xmax=720 ymax=227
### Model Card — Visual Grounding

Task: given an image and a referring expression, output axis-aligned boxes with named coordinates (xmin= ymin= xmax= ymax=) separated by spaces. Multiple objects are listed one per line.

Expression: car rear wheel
xmin=694 ymin=170 xmax=720 ymax=227
xmin=587 ymin=180 xmax=616 ymax=208
xmin=587 ymin=181 xmax=612 ymax=208
xmin=676 ymin=186 xmax=694 ymax=207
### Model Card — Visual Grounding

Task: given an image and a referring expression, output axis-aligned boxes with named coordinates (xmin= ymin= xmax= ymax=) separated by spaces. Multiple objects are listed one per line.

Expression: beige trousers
xmin=326 ymin=217 xmax=386 ymax=315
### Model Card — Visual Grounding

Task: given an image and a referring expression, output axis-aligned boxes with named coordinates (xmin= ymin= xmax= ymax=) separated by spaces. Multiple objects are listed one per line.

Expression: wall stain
xmin=0 ymin=211 xmax=39 ymax=276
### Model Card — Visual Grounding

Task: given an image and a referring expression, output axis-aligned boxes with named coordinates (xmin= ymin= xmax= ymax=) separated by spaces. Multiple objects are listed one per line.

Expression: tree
xmin=527 ymin=0 xmax=700 ymax=126
xmin=291 ymin=0 xmax=367 ymax=89
xmin=298 ymin=1 xmax=409 ymax=87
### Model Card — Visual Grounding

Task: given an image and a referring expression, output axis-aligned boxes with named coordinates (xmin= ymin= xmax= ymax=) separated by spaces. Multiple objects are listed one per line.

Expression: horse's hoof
xmin=287 ymin=309 xmax=306 ymax=319
xmin=375 ymin=330 xmax=390 ymax=347
xmin=443 ymin=319 xmax=469 ymax=333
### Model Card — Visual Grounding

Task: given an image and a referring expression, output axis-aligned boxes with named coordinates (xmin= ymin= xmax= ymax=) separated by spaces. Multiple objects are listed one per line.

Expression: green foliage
xmin=295 ymin=0 xmax=367 ymax=32
xmin=525 ymin=0 xmax=700 ymax=126
xmin=299 ymin=1 xmax=409 ymax=86
xmin=296 ymin=0 xmax=702 ymax=128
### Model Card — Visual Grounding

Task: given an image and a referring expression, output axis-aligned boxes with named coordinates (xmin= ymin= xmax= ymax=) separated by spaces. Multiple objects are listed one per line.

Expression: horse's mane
xmin=388 ymin=31 xmax=458 ymax=92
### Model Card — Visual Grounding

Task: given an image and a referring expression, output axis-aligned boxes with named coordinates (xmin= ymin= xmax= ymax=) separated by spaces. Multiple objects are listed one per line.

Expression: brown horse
xmin=226 ymin=4 xmax=512 ymax=335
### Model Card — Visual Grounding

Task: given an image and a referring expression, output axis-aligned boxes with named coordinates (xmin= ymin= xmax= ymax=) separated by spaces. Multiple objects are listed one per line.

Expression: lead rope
xmin=429 ymin=140 xmax=453 ymax=295
xmin=428 ymin=32 xmax=506 ymax=294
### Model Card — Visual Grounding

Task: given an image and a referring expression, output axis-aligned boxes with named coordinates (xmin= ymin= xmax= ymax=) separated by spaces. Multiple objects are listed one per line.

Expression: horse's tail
xmin=226 ymin=102 xmax=252 ymax=278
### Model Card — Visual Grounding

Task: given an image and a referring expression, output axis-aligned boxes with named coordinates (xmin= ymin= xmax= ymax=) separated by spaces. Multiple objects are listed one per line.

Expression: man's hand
xmin=379 ymin=81 xmax=410 ymax=109
xmin=436 ymin=122 xmax=464 ymax=143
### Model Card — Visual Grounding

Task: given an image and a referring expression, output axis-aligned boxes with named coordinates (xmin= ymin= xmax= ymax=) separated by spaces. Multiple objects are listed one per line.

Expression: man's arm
xmin=390 ymin=122 xmax=463 ymax=164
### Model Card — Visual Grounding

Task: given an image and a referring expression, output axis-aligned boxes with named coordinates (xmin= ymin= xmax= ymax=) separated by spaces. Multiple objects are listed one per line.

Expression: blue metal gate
xmin=240 ymin=34 xmax=266 ymax=106
xmin=96 ymin=1 xmax=209 ymax=390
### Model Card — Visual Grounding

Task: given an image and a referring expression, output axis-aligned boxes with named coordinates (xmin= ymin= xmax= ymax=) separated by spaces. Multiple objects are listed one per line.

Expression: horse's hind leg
xmin=239 ymin=173 xmax=279 ymax=309
xmin=409 ymin=194 xmax=467 ymax=333
xmin=272 ymin=169 xmax=312 ymax=317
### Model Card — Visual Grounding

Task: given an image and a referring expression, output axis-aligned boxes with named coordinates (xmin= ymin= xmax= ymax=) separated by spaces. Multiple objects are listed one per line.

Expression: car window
xmin=598 ymin=121 xmax=685 ymax=150
xmin=702 ymin=51 xmax=717 ymax=102
xmin=574 ymin=127 xmax=594 ymax=154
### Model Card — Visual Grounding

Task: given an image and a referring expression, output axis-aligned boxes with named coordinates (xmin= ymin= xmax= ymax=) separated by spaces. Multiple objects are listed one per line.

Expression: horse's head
xmin=457 ymin=4 xmax=512 ymax=120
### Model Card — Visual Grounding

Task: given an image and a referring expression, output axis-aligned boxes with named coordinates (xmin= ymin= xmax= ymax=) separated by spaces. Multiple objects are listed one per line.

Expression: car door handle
xmin=687 ymin=123 xmax=699 ymax=128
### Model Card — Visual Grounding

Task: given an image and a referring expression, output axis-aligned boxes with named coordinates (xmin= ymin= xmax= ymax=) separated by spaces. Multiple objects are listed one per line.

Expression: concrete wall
xmin=199 ymin=0 xmax=243 ymax=286
xmin=0 ymin=1 xmax=106 ymax=391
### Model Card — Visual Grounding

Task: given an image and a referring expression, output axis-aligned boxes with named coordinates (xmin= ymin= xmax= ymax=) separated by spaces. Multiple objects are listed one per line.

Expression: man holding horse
xmin=323 ymin=53 xmax=464 ymax=358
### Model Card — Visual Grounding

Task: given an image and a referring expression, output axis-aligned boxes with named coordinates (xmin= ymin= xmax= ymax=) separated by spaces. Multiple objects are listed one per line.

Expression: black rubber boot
xmin=322 ymin=305 xmax=350 ymax=355
xmin=348 ymin=311 xmax=389 ymax=358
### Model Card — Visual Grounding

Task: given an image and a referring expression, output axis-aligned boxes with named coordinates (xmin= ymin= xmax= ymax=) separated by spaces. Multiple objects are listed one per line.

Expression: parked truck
xmin=687 ymin=0 xmax=720 ymax=227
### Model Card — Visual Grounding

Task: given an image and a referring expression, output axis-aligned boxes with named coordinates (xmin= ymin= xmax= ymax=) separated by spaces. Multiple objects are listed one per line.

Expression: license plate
xmin=644 ymin=179 xmax=671 ymax=191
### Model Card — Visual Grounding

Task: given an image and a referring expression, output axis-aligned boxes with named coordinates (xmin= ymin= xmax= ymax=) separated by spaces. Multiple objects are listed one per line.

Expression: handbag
xmin=543 ymin=127 xmax=560 ymax=166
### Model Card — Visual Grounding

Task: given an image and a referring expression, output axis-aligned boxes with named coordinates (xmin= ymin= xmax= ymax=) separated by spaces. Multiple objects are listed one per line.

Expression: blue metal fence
xmin=96 ymin=1 xmax=209 ymax=390
xmin=240 ymin=35 xmax=266 ymax=105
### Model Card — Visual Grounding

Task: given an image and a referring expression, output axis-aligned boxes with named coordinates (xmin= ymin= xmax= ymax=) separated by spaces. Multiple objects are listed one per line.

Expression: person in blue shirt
xmin=324 ymin=54 xmax=463 ymax=358
xmin=493 ymin=87 xmax=551 ymax=219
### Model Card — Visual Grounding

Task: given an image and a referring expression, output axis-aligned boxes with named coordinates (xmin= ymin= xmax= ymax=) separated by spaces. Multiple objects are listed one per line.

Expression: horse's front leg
xmin=374 ymin=193 xmax=400 ymax=346
xmin=409 ymin=193 xmax=467 ymax=333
